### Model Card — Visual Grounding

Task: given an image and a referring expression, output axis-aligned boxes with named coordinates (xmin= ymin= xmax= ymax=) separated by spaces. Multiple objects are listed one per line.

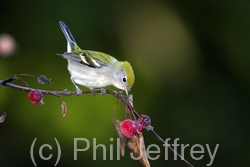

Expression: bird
xmin=57 ymin=21 xmax=135 ymax=96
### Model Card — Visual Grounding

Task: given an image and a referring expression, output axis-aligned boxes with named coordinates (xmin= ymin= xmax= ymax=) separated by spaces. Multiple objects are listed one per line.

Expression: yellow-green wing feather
xmin=58 ymin=50 xmax=116 ymax=68
xmin=79 ymin=51 xmax=116 ymax=67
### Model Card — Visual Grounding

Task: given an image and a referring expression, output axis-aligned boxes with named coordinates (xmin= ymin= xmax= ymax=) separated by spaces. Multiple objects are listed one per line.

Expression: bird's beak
xmin=126 ymin=88 xmax=130 ymax=96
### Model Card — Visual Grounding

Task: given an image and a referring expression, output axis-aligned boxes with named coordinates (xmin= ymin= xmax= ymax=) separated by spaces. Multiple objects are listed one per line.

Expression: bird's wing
xmin=58 ymin=50 xmax=116 ymax=68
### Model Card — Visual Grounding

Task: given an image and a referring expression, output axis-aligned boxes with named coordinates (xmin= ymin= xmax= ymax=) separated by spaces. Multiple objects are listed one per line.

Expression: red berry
xmin=120 ymin=119 xmax=137 ymax=138
xmin=28 ymin=90 xmax=44 ymax=105
xmin=136 ymin=121 xmax=143 ymax=133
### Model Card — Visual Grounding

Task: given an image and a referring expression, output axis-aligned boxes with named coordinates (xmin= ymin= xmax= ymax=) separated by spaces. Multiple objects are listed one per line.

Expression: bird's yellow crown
xmin=121 ymin=61 xmax=135 ymax=88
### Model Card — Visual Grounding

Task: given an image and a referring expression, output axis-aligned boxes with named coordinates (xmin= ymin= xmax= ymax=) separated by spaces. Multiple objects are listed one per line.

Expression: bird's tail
xmin=59 ymin=21 xmax=77 ymax=52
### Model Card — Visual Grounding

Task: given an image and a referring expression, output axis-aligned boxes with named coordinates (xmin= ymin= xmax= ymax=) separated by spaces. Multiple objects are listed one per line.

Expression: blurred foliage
xmin=0 ymin=0 xmax=250 ymax=166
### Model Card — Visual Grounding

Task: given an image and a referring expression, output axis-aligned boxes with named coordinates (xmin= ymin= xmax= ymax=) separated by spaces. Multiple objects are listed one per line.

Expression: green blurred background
xmin=1 ymin=0 xmax=250 ymax=166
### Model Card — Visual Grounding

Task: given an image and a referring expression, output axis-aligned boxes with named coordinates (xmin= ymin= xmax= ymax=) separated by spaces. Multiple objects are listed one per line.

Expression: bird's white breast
xmin=67 ymin=60 xmax=112 ymax=88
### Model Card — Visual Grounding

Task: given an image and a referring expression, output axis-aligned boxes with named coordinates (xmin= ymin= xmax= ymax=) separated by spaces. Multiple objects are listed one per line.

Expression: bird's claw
xmin=75 ymin=87 xmax=82 ymax=96
xmin=100 ymin=88 xmax=106 ymax=95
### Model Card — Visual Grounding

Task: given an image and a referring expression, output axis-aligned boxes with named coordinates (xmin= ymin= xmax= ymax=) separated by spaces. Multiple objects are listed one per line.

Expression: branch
xmin=0 ymin=74 xmax=193 ymax=167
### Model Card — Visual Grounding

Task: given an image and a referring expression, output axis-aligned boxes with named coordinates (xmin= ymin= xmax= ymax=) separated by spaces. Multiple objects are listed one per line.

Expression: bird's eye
xmin=122 ymin=77 xmax=127 ymax=83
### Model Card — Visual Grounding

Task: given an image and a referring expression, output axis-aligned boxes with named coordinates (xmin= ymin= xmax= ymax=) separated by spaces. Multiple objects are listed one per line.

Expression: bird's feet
xmin=75 ymin=86 xmax=82 ymax=95
xmin=100 ymin=87 xmax=106 ymax=95
xmin=70 ymin=76 xmax=82 ymax=95
xmin=91 ymin=88 xmax=106 ymax=97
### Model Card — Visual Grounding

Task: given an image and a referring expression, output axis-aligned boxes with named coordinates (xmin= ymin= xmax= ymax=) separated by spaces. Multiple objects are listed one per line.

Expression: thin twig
xmin=0 ymin=76 xmax=193 ymax=167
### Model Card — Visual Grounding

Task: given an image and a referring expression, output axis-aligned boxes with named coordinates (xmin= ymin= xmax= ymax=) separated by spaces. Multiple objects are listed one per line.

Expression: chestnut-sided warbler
xmin=58 ymin=21 xmax=135 ymax=95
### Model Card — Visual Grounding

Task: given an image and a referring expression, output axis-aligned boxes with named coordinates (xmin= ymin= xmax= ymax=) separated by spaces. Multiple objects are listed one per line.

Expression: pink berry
xmin=120 ymin=119 xmax=137 ymax=138
xmin=28 ymin=90 xmax=44 ymax=105
xmin=138 ymin=114 xmax=152 ymax=131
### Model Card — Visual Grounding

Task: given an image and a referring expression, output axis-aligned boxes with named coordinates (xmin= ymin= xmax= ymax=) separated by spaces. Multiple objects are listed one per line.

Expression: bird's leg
xmin=70 ymin=76 xmax=82 ymax=95
xmin=90 ymin=88 xmax=97 ymax=97
xmin=90 ymin=88 xmax=106 ymax=97
xmin=100 ymin=87 xmax=106 ymax=95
